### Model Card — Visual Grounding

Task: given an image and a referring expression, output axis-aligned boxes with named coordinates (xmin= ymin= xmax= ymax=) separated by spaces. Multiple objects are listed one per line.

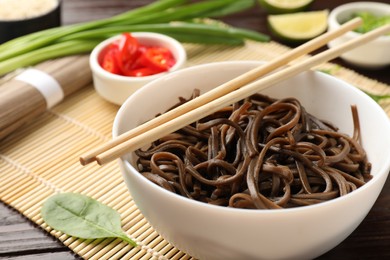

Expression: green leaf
xmin=41 ymin=193 xmax=137 ymax=247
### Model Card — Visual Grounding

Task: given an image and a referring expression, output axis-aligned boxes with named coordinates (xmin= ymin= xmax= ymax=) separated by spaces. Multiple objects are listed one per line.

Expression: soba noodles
xmin=135 ymin=90 xmax=372 ymax=209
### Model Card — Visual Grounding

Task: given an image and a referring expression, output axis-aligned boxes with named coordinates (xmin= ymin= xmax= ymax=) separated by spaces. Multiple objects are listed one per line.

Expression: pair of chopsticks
xmin=80 ymin=18 xmax=390 ymax=166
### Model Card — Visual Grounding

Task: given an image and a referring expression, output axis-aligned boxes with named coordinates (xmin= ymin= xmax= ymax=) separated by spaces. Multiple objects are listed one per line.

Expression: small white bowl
xmin=327 ymin=2 xmax=390 ymax=69
xmin=90 ymin=32 xmax=186 ymax=105
xmin=113 ymin=61 xmax=390 ymax=259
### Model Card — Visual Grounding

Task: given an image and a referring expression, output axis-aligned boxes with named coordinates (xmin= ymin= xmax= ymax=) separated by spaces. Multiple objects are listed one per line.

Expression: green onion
xmin=163 ymin=32 xmax=245 ymax=45
xmin=0 ymin=0 xmax=270 ymax=76
xmin=363 ymin=91 xmax=390 ymax=103
xmin=61 ymin=23 xmax=270 ymax=43
xmin=0 ymin=41 xmax=98 ymax=75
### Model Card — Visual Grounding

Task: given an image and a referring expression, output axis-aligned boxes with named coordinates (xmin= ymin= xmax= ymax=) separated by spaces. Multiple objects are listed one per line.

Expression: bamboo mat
xmin=1 ymin=40 xmax=390 ymax=260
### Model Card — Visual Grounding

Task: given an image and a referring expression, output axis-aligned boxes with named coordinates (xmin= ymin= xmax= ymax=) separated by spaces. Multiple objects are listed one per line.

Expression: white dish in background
xmin=113 ymin=61 xmax=390 ymax=259
xmin=90 ymin=32 xmax=186 ymax=105
xmin=327 ymin=2 xmax=390 ymax=69
xmin=0 ymin=0 xmax=61 ymax=43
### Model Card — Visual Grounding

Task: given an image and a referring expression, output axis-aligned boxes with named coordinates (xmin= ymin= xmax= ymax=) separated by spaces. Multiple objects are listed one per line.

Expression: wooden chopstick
xmin=80 ymin=17 xmax=363 ymax=165
xmin=95 ymin=22 xmax=390 ymax=165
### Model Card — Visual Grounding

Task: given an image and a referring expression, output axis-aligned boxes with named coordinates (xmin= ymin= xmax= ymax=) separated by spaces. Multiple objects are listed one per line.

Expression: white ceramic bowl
xmin=113 ymin=61 xmax=390 ymax=259
xmin=327 ymin=2 xmax=390 ymax=68
xmin=90 ymin=32 xmax=186 ymax=105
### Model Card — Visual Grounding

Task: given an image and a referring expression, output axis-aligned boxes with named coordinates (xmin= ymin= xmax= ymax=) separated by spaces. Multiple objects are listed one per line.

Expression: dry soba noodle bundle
xmin=135 ymin=90 xmax=372 ymax=209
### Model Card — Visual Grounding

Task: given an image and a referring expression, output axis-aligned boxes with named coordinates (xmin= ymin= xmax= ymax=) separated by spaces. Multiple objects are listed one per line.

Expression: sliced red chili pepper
xmin=124 ymin=67 xmax=162 ymax=77
xmin=99 ymin=33 xmax=176 ymax=77
xmin=140 ymin=47 xmax=176 ymax=72
xmin=108 ymin=33 xmax=139 ymax=74
xmin=117 ymin=33 xmax=139 ymax=65
xmin=120 ymin=45 xmax=148 ymax=75
xmin=100 ymin=48 xmax=122 ymax=74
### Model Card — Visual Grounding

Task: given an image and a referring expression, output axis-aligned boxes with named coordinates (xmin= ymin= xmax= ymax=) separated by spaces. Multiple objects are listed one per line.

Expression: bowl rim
xmin=113 ymin=60 xmax=390 ymax=215
xmin=89 ymin=31 xmax=187 ymax=82
xmin=328 ymin=1 xmax=390 ymax=41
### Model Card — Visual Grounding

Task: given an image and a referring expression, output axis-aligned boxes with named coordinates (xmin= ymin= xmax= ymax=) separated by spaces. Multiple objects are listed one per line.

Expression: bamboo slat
xmin=0 ymin=40 xmax=389 ymax=259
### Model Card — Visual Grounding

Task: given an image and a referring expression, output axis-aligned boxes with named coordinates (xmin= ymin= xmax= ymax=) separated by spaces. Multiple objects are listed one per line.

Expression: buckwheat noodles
xmin=135 ymin=90 xmax=372 ymax=209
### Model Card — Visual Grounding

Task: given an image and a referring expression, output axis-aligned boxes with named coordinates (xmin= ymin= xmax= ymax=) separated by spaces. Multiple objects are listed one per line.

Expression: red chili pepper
xmin=125 ymin=67 xmax=162 ymax=77
xmin=116 ymin=33 xmax=139 ymax=69
xmin=100 ymin=48 xmax=121 ymax=74
xmin=99 ymin=33 xmax=176 ymax=77
xmin=140 ymin=47 xmax=176 ymax=72
xmin=120 ymin=46 xmax=147 ymax=75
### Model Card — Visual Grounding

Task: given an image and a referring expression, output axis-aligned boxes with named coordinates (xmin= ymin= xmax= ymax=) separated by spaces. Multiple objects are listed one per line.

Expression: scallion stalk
xmin=0 ymin=0 xmax=269 ymax=76
xmin=162 ymin=33 xmax=245 ymax=45
xmin=0 ymin=41 xmax=98 ymax=75
xmin=61 ymin=23 xmax=270 ymax=43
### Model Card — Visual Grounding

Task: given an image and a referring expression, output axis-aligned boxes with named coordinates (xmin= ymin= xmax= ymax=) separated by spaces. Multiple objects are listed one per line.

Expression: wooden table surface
xmin=1 ymin=0 xmax=389 ymax=259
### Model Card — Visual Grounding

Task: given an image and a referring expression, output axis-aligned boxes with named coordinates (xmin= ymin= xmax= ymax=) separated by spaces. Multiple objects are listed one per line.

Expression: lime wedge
xmin=259 ymin=0 xmax=314 ymax=14
xmin=268 ymin=10 xmax=329 ymax=42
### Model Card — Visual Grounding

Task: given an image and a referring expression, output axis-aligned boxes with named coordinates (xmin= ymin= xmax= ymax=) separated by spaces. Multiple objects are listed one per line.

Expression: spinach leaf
xmin=41 ymin=193 xmax=137 ymax=247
